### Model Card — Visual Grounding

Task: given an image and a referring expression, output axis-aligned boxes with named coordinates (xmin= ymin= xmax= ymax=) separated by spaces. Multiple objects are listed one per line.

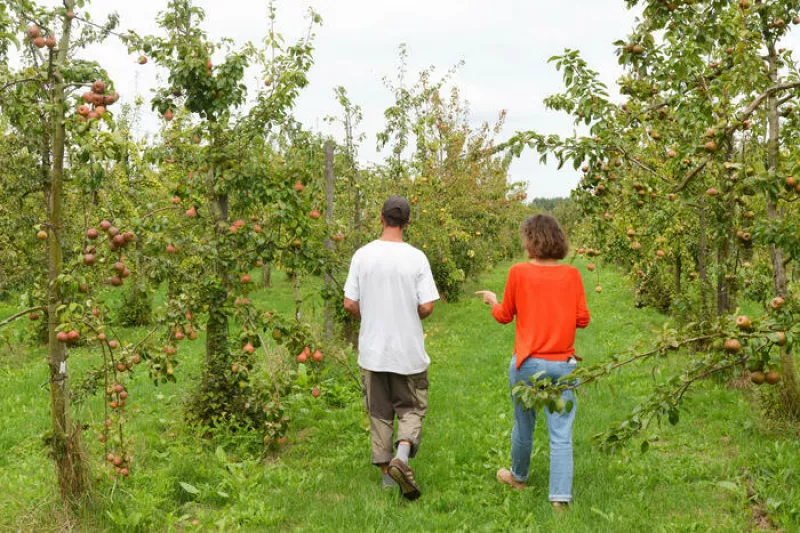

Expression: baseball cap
xmin=381 ymin=195 xmax=411 ymax=227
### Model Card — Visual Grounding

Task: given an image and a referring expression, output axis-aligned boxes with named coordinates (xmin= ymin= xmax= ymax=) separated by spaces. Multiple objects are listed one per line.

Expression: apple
xmin=164 ymin=109 xmax=174 ymax=121
xmin=750 ymin=370 xmax=765 ymax=385
xmin=166 ymin=243 xmax=178 ymax=254
xmin=99 ymin=220 xmax=112 ymax=231
xmin=56 ymin=331 xmax=69 ymax=342
xmin=83 ymin=254 xmax=96 ymax=266
xmin=67 ymin=330 xmax=80 ymax=342
xmin=311 ymin=388 xmax=320 ymax=398
xmin=185 ymin=206 xmax=197 ymax=217
xmin=138 ymin=56 xmax=148 ymax=65
xmin=309 ymin=209 xmax=321 ymax=219
xmin=28 ymin=25 xmax=41 ymax=39
xmin=312 ymin=349 xmax=323 ymax=362
xmin=769 ymin=296 xmax=785 ymax=310
xmin=735 ymin=315 xmax=752 ymax=330
xmin=723 ymin=339 xmax=742 ymax=353
xmin=108 ymin=340 xmax=119 ymax=349
xmin=37 ymin=230 xmax=48 ymax=240
xmin=587 ymin=264 xmax=595 ymax=272
xmin=293 ymin=180 xmax=305 ymax=192
xmin=243 ymin=343 xmax=255 ymax=354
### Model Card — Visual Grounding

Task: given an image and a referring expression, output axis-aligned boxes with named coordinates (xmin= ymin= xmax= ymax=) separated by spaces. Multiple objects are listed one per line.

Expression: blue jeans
xmin=508 ymin=356 xmax=577 ymax=502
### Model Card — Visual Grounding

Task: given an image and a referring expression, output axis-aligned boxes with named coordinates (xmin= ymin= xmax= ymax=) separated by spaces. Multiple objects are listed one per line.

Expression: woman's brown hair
xmin=521 ymin=214 xmax=569 ymax=260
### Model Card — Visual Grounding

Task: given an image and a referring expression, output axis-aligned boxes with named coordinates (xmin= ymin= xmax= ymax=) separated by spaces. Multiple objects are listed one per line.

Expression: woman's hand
xmin=475 ymin=290 xmax=498 ymax=306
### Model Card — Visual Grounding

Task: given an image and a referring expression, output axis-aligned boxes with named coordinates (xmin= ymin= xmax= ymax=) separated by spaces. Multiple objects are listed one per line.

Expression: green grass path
xmin=1 ymin=260 xmax=798 ymax=531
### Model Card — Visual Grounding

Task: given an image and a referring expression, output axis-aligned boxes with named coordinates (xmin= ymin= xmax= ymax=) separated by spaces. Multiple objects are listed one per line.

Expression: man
xmin=343 ymin=195 xmax=439 ymax=501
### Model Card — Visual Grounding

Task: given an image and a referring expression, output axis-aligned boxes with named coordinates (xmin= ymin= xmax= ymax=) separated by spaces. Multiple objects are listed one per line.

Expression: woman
xmin=476 ymin=214 xmax=590 ymax=509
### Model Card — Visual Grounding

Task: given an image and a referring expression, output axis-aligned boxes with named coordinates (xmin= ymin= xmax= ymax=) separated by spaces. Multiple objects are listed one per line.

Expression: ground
xmin=0 ymin=260 xmax=798 ymax=531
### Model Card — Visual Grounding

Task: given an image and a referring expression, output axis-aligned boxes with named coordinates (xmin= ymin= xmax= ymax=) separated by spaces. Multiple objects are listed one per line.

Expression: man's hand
xmin=418 ymin=301 xmax=434 ymax=320
xmin=475 ymin=290 xmax=498 ymax=306
xmin=343 ymin=297 xmax=361 ymax=319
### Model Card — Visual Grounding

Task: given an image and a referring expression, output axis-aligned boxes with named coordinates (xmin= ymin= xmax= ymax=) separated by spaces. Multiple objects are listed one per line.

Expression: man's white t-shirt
xmin=344 ymin=240 xmax=440 ymax=375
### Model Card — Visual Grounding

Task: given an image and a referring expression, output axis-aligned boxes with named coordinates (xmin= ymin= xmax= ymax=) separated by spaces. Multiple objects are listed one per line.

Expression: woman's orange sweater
xmin=491 ymin=263 xmax=590 ymax=369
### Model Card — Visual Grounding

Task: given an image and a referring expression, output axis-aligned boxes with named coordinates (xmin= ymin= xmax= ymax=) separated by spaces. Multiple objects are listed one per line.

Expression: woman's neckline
xmin=527 ymin=260 xmax=564 ymax=267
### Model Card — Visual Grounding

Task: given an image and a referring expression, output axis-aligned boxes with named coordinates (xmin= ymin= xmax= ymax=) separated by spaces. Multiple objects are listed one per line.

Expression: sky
xmin=8 ymin=0 xmax=763 ymax=198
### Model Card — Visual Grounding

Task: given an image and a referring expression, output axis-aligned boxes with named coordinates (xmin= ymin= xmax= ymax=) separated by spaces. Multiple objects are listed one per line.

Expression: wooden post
xmin=323 ymin=141 xmax=335 ymax=340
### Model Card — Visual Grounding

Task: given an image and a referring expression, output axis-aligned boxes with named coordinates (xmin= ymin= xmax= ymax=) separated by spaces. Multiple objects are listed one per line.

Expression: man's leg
xmin=393 ymin=371 xmax=428 ymax=458
xmin=361 ymin=369 xmax=395 ymax=478
xmin=387 ymin=371 xmax=428 ymax=500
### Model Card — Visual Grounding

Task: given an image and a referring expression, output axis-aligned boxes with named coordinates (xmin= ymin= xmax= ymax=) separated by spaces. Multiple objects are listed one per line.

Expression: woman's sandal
xmin=496 ymin=468 xmax=526 ymax=490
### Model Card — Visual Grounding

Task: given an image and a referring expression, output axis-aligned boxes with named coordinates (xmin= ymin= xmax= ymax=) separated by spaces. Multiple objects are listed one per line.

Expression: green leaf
xmin=179 ymin=482 xmax=200 ymax=495
xmin=668 ymin=409 xmax=679 ymax=425
xmin=215 ymin=446 xmax=227 ymax=463
xmin=716 ymin=481 xmax=740 ymax=493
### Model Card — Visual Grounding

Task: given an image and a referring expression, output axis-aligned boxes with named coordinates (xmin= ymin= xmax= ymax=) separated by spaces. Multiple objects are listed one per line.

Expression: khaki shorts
xmin=360 ymin=368 xmax=428 ymax=465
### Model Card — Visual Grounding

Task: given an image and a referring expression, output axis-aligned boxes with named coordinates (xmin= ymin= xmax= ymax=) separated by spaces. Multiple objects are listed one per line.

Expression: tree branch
xmin=0 ymin=306 xmax=45 ymax=328
xmin=0 ymin=78 xmax=40 ymax=93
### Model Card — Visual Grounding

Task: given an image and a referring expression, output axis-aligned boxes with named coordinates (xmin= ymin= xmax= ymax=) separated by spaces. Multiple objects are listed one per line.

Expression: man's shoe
xmin=496 ymin=468 xmax=526 ymax=490
xmin=387 ymin=458 xmax=421 ymax=500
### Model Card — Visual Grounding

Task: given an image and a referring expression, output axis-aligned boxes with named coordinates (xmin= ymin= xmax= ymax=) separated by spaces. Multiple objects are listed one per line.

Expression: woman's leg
xmin=543 ymin=362 xmax=577 ymax=502
xmin=509 ymin=357 xmax=538 ymax=482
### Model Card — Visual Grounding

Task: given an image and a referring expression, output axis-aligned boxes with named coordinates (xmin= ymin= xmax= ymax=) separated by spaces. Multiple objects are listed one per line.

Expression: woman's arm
xmin=476 ymin=268 xmax=516 ymax=324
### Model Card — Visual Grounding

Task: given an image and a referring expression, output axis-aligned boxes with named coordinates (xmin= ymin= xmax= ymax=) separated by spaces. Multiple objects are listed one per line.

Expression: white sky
xmin=13 ymin=1 xmax=800 ymax=198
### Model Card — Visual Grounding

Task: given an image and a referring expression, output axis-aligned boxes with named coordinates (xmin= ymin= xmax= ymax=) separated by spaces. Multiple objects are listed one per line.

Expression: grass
xmin=0 ymin=260 xmax=798 ymax=531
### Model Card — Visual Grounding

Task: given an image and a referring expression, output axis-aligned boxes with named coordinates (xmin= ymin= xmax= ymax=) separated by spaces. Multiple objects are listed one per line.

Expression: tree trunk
xmin=261 ymin=262 xmax=272 ymax=288
xmin=716 ymin=241 xmax=730 ymax=317
xmin=323 ymin=141 xmax=335 ymax=340
xmin=674 ymin=252 xmax=682 ymax=297
xmin=764 ymin=39 xmax=800 ymax=412
xmin=47 ymin=2 xmax=87 ymax=500
xmin=353 ymin=171 xmax=362 ymax=246
xmin=697 ymin=207 xmax=711 ymax=318
xmin=205 ymin=162 xmax=230 ymax=375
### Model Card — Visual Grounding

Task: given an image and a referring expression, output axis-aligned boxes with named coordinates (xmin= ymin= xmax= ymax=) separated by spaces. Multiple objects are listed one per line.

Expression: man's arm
xmin=418 ymin=301 xmax=434 ymax=320
xmin=343 ymin=297 xmax=361 ymax=319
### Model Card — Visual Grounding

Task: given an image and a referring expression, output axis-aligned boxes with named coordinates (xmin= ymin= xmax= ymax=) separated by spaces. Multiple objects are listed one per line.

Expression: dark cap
xmin=381 ymin=195 xmax=411 ymax=227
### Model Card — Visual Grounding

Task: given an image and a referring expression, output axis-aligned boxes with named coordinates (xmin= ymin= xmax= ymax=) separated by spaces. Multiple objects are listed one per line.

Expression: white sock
xmin=395 ymin=442 xmax=411 ymax=463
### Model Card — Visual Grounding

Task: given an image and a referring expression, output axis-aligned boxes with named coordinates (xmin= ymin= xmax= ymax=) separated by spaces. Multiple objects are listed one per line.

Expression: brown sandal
xmin=496 ymin=468 xmax=526 ymax=490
